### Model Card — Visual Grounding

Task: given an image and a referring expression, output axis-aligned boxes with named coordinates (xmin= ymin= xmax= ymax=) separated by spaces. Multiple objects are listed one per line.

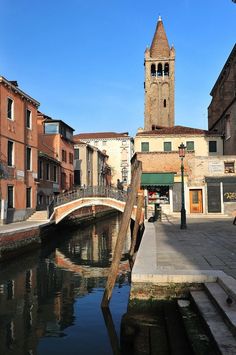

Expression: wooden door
xmin=190 ymin=189 xmax=203 ymax=213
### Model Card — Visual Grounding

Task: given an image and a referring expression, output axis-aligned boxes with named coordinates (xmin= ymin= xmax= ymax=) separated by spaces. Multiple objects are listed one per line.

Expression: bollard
xmin=154 ymin=203 xmax=162 ymax=221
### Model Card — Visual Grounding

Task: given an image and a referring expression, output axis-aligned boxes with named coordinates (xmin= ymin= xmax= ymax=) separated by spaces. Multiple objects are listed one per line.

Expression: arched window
xmin=163 ymin=99 xmax=167 ymax=107
xmin=151 ymin=64 xmax=156 ymax=77
xmin=164 ymin=63 xmax=169 ymax=76
xmin=157 ymin=63 xmax=162 ymax=76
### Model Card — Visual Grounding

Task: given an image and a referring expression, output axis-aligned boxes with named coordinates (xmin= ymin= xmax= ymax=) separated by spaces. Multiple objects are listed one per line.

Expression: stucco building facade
xmin=0 ymin=77 xmax=40 ymax=223
xmin=134 ymin=126 xmax=228 ymax=215
xmin=73 ymin=132 xmax=133 ymax=188
xmin=73 ymin=139 xmax=111 ymax=187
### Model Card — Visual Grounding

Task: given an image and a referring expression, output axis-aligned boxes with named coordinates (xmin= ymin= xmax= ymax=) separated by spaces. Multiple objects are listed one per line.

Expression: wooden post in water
xmin=101 ymin=160 xmax=142 ymax=308
xmin=129 ymin=189 xmax=144 ymax=258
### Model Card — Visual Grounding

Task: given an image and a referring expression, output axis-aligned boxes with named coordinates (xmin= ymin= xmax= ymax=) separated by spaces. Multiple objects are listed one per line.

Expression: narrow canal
xmin=0 ymin=213 xmax=131 ymax=355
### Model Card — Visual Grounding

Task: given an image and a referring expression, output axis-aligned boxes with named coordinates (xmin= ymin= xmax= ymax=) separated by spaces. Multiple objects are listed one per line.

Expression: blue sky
xmin=0 ymin=0 xmax=235 ymax=136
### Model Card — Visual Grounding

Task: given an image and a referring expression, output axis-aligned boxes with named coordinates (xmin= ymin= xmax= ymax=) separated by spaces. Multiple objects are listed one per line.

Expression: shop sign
xmin=208 ymin=161 xmax=223 ymax=173
xmin=223 ymin=184 xmax=236 ymax=202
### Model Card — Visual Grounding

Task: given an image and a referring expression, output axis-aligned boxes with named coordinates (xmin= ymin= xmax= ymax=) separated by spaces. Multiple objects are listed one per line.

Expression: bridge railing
xmin=52 ymin=186 xmax=127 ymax=208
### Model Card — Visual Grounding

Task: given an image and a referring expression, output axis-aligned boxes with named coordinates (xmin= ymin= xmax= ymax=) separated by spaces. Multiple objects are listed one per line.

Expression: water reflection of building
xmin=0 ymin=265 xmax=39 ymax=355
xmin=57 ymin=213 xmax=130 ymax=268
xmin=0 ymin=215 xmax=130 ymax=354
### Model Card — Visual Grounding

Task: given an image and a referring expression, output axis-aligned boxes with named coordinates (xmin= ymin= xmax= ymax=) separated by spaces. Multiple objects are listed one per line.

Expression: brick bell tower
xmin=144 ymin=16 xmax=175 ymax=130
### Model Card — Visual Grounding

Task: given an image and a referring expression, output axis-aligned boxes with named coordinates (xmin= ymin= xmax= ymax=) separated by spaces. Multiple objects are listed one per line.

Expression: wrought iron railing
xmin=49 ymin=186 xmax=127 ymax=215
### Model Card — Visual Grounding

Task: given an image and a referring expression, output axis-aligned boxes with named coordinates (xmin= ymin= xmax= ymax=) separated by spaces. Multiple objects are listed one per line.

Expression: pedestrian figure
xmin=117 ymin=179 xmax=123 ymax=191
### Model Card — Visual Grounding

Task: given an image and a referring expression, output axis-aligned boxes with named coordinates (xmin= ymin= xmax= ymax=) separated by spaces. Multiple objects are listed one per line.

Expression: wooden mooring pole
xmin=129 ymin=189 xmax=144 ymax=258
xmin=101 ymin=160 xmax=142 ymax=308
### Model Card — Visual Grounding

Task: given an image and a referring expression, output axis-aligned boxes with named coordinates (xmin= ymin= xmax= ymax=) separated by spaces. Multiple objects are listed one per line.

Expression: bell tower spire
xmin=144 ymin=17 xmax=175 ymax=130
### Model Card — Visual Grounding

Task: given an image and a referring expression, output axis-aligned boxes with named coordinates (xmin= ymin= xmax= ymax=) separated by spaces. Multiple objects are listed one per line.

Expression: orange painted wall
xmin=0 ymin=82 xmax=39 ymax=210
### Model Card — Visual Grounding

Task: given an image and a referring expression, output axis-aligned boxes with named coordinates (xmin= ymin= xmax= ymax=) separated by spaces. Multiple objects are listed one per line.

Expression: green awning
xmin=141 ymin=173 xmax=174 ymax=186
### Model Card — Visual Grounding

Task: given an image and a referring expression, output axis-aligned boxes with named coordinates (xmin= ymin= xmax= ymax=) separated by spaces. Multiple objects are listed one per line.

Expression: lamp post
xmin=178 ymin=143 xmax=187 ymax=229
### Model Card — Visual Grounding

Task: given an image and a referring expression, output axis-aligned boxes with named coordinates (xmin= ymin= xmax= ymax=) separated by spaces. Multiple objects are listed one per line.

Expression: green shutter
xmin=141 ymin=142 xmax=149 ymax=152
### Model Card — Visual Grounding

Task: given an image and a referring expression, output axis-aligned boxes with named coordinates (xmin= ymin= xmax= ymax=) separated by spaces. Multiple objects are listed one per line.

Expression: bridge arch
xmin=51 ymin=197 xmax=139 ymax=224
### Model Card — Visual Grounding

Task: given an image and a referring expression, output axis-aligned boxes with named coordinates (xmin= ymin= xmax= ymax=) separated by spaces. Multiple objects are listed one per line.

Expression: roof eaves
xmin=0 ymin=76 xmax=40 ymax=107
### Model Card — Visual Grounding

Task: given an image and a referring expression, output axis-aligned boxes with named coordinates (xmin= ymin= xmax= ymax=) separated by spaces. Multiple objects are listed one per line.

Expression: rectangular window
xmin=74 ymin=170 xmax=81 ymax=185
xmin=7 ymin=141 xmax=14 ymax=166
xmin=53 ymin=165 xmax=57 ymax=182
xmin=225 ymin=115 xmax=231 ymax=140
xmin=44 ymin=122 xmax=59 ymax=134
xmin=164 ymin=142 xmax=172 ymax=152
xmin=141 ymin=142 xmax=149 ymax=152
xmin=122 ymin=167 xmax=128 ymax=183
xmin=26 ymin=109 xmax=32 ymax=129
xmin=8 ymin=185 xmax=14 ymax=208
xmin=74 ymin=148 xmax=79 ymax=159
xmin=7 ymin=98 xmax=14 ymax=120
xmin=209 ymin=141 xmax=217 ymax=153
xmin=102 ymin=140 xmax=107 ymax=146
xmin=61 ymin=172 xmax=66 ymax=189
xmin=69 ymin=174 xmax=73 ymax=189
xmin=62 ymin=149 xmax=67 ymax=162
xmin=26 ymin=147 xmax=31 ymax=170
xmin=69 ymin=152 xmax=73 ymax=164
xmin=46 ymin=163 xmax=50 ymax=180
xmin=186 ymin=141 xmax=194 ymax=151
xmin=224 ymin=162 xmax=235 ymax=173
xmin=39 ymin=160 xmax=43 ymax=179
xmin=26 ymin=187 xmax=31 ymax=208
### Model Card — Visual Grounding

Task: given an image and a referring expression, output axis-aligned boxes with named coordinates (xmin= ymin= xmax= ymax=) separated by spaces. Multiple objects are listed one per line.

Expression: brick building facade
xmin=37 ymin=112 xmax=74 ymax=208
xmin=208 ymin=44 xmax=236 ymax=155
xmin=144 ymin=17 xmax=175 ymax=130
xmin=134 ymin=126 xmax=226 ymax=215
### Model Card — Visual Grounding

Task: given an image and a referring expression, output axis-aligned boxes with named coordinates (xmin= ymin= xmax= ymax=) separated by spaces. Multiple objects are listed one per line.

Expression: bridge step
xmin=27 ymin=211 xmax=49 ymax=221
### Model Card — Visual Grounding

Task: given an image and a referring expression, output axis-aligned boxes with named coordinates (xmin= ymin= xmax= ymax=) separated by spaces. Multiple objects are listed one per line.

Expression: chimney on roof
xmin=10 ymin=81 xmax=18 ymax=87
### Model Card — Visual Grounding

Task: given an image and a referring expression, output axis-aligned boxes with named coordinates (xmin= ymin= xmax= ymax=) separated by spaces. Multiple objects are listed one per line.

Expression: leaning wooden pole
xmin=101 ymin=160 xmax=142 ymax=308
xmin=129 ymin=189 xmax=144 ymax=258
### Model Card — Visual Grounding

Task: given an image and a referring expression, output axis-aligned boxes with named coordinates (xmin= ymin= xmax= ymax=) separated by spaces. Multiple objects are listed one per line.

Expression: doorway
xmin=189 ymin=189 xmax=203 ymax=213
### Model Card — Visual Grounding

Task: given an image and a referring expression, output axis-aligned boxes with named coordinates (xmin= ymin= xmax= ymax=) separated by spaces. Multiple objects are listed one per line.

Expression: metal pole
xmin=180 ymin=157 xmax=187 ymax=229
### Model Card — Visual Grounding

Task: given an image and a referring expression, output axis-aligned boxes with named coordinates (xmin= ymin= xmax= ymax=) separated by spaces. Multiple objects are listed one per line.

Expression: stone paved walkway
xmin=0 ymin=220 xmax=51 ymax=235
xmin=155 ymin=217 xmax=236 ymax=279
xmin=132 ymin=216 xmax=236 ymax=283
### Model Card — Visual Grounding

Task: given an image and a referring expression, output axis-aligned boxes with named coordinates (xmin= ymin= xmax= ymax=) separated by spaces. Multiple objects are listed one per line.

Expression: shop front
xmin=206 ymin=177 xmax=236 ymax=215
xmin=141 ymin=173 xmax=175 ymax=211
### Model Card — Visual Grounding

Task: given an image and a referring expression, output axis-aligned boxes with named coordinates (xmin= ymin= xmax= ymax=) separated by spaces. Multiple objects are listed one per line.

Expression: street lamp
xmin=178 ymin=143 xmax=187 ymax=229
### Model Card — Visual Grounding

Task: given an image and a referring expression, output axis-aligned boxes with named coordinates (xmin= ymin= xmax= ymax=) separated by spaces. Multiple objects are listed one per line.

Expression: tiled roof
xmin=74 ymin=132 xmax=129 ymax=140
xmin=136 ymin=125 xmax=222 ymax=136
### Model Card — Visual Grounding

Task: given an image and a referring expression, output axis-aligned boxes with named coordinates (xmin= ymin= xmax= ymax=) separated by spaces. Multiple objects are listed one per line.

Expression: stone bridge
xmin=48 ymin=186 xmax=144 ymax=224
